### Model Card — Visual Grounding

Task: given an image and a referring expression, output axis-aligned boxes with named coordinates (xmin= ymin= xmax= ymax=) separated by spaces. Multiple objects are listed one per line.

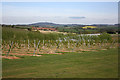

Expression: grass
xmin=2 ymin=48 xmax=118 ymax=78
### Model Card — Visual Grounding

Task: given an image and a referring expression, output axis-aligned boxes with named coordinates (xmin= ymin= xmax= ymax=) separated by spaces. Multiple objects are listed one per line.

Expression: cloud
xmin=69 ymin=16 xmax=86 ymax=19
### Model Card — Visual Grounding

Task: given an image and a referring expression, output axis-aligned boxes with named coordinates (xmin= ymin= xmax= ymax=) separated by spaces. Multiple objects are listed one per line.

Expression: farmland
xmin=2 ymin=26 xmax=118 ymax=78
xmin=1 ymin=2 xmax=119 ymax=79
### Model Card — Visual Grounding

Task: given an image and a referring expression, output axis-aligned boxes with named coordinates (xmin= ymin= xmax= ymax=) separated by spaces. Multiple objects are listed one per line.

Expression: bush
xmin=98 ymin=33 xmax=112 ymax=41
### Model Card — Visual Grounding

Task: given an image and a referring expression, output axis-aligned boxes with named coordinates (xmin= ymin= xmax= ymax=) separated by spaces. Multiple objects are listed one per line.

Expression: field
xmin=2 ymin=27 xmax=119 ymax=78
xmin=2 ymin=48 xmax=118 ymax=78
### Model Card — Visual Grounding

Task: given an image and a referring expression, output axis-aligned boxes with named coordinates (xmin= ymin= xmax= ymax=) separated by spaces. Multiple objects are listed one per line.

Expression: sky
xmin=2 ymin=2 xmax=118 ymax=25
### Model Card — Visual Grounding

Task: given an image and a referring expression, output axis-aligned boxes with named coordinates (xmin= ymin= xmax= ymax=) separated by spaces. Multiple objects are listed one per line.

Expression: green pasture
xmin=2 ymin=48 xmax=118 ymax=78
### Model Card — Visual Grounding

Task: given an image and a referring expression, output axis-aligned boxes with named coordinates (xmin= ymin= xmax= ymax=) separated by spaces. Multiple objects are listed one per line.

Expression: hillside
xmin=29 ymin=22 xmax=83 ymax=27
xmin=29 ymin=22 xmax=63 ymax=27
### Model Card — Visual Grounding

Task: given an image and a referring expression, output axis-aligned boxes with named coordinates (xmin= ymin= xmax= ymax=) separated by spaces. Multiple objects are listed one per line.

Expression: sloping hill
xmin=29 ymin=22 xmax=63 ymax=27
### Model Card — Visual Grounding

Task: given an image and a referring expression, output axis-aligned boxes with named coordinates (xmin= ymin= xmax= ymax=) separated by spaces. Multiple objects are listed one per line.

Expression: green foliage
xmin=57 ymin=26 xmax=100 ymax=34
xmin=98 ymin=33 xmax=112 ymax=41
xmin=2 ymin=27 xmax=14 ymax=40
xmin=2 ymin=27 xmax=66 ymax=41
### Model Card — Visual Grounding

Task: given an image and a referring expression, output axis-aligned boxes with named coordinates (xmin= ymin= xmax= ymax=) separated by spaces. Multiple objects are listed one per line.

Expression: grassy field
xmin=2 ymin=48 xmax=118 ymax=78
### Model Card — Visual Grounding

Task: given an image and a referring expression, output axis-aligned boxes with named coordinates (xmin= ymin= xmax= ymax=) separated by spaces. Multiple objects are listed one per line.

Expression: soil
xmin=77 ymin=49 xmax=97 ymax=52
xmin=2 ymin=56 xmax=20 ymax=59
xmin=10 ymin=53 xmax=33 ymax=56
xmin=33 ymin=55 xmax=42 ymax=56
xmin=100 ymin=49 xmax=107 ymax=50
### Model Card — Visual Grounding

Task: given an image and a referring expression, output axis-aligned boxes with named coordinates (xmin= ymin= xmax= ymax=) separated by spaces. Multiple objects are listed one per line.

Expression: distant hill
xmin=29 ymin=22 xmax=63 ymax=27
xmin=29 ymin=22 xmax=84 ymax=27
xmin=28 ymin=22 xmax=118 ymax=28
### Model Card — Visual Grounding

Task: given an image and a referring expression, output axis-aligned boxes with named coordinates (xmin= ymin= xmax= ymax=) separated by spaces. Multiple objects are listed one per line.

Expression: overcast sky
xmin=2 ymin=2 xmax=118 ymax=25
